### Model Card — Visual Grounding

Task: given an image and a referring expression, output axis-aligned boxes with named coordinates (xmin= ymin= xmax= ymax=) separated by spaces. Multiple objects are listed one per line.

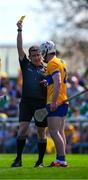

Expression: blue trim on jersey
xmin=46 ymin=104 xmax=68 ymax=117
xmin=45 ymin=70 xmax=60 ymax=86
xmin=52 ymin=70 xmax=60 ymax=76
xmin=45 ymin=75 xmax=53 ymax=85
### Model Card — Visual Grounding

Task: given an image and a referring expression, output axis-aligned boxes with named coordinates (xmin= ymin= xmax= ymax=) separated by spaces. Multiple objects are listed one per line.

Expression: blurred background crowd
xmin=0 ymin=67 xmax=88 ymax=154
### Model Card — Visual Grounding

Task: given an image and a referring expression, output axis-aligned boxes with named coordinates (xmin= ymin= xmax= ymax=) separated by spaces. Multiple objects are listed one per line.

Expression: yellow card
xmin=19 ymin=16 xmax=26 ymax=22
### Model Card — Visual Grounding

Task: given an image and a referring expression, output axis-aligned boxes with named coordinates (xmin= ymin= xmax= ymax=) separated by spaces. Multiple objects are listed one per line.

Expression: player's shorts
xmin=47 ymin=103 xmax=68 ymax=117
xmin=19 ymin=98 xmax=47 ymax=127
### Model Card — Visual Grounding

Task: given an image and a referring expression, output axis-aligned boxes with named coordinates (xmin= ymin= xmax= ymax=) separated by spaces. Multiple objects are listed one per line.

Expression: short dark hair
xmin=28 ymin=46 xmax=41 ymax=54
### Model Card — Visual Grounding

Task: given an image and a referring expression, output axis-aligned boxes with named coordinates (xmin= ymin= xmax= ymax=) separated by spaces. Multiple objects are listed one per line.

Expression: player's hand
xmin=50 ymin=102 xmax=58 ymax=112
xmin=39 ymin=79 xmax=48 ymax=87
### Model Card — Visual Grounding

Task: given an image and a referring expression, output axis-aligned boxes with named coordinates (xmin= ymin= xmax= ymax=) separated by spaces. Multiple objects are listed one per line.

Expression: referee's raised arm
xmin=16 ymin=20 xmax=25 ymax=61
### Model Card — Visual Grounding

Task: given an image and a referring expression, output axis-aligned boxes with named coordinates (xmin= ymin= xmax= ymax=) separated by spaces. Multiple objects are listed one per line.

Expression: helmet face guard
xmin=40 ymin=41 xmax=56 ymax=58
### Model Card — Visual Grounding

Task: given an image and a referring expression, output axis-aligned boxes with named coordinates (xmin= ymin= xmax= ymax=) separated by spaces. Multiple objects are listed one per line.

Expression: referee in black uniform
xmin=11 ymin=19 xmax=47 ymax=168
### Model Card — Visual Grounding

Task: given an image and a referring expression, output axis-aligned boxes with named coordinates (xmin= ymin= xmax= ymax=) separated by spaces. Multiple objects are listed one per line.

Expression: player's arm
xmin=50 ymin=71 xmax=61 ymax=111
xmin=16 ymin=17 xmax=25 ymax=61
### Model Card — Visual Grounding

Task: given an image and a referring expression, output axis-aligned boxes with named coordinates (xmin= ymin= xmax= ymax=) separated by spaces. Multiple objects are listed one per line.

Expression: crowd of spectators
xmin=0 ymin=69 xmax=88 ymax=154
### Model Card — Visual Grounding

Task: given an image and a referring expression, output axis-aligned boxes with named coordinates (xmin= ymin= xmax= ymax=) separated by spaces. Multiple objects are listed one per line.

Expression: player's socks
xmin=56 ymin=155 xmax=65 ymax=162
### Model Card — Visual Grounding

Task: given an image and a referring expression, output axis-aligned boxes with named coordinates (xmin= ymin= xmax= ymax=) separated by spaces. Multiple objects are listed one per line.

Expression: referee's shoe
xmin=34 ymin=160 xmax=44 ymax=168
xmin=11 ymin=157 xmax=22 ymax=167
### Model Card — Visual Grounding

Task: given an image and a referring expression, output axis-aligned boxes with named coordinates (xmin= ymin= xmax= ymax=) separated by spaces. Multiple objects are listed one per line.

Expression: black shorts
xmin=19 ymin=98 xmax=47 ymax=127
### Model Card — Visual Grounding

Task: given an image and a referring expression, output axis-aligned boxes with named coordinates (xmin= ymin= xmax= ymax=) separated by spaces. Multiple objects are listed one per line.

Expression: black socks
xmin=16 ymin=138 xmax=26 ymax=160
xmin=37 ymin=139 xmax=47 ymax=163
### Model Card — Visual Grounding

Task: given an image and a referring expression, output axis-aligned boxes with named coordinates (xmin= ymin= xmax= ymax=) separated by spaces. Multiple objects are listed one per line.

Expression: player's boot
xmin=11 ymin=157 xmax=22 ymax=167
xmin=48 ymin=161 xmax=68 ymax=167
xmin=34 ymin=160 xmax=44 ymax=168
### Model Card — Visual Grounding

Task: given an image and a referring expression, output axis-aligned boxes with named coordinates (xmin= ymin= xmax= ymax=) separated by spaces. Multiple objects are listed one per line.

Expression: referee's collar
xmin=30 ymin=61 xmax=43 ymax=68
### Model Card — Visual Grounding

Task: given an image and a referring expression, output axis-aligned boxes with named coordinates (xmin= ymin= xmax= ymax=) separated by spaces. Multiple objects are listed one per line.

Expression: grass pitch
xmin=0 ymin=154 xmax=88 ymax=179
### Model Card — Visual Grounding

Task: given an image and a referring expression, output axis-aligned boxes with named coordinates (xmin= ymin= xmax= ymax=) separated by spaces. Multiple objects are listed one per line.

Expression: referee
xmin=11 ymin=19 xmax=47 ymax=167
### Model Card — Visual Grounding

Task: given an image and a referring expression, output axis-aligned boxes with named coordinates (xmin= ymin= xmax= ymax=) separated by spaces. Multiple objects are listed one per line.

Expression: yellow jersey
xmin=46 ymin=56 xmax=68 ymax=105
